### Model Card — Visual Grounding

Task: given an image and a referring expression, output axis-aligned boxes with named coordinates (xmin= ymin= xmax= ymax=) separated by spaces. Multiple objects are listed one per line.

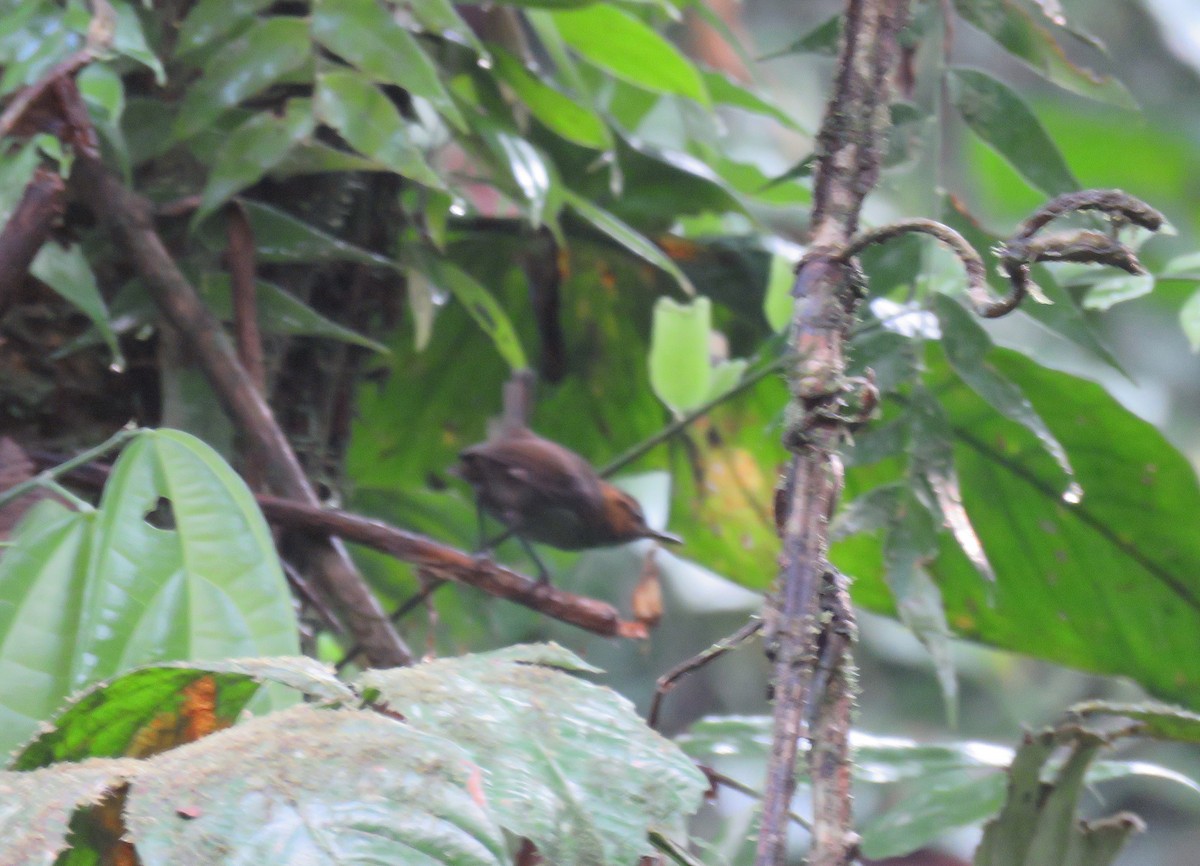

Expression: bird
xmin=457 ymin=427 xmax=681 ymax=582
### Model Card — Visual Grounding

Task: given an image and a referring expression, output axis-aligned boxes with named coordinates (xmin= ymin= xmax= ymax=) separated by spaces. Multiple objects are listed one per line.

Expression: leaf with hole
xmin=0 ymin=430 xmax=299 ymax=757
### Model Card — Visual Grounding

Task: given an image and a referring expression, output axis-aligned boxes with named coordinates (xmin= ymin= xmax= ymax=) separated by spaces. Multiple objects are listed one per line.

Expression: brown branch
xmin=226 ymin=202 xmax=265 ymax=393
xmin=255 ymin=495 xmax=648 ymax=640
xmin=759 ymin=2 xmax=912 ymax=866
xmin=69 ymin=152 xmax=413 ymax=668
xmin=0 ymin=167 xmax=66 ymax=319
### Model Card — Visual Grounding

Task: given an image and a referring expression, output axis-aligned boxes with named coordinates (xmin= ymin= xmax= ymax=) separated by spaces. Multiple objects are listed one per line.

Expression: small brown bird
xmin=458 ymin=428 xmax=681 ymax=581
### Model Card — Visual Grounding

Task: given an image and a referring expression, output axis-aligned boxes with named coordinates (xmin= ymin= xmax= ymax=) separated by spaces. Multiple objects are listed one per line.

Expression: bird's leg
xmin=517 ymin=535 xmax=552 ymax=584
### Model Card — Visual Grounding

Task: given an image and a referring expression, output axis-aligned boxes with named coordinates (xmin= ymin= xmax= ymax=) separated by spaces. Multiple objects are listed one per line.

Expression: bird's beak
xmin=647 ymin=528 xmax=683 ymax=545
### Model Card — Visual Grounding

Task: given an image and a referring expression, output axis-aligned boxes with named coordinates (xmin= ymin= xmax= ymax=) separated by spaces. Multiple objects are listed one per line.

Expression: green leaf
xmin=357 ymin=643 xmax=707 ymax=866
xmin=192 ymin=98 xmax=315 ymax=227
xmin=861 ymin=771 xmax=1006 ymax=859
xmin=763 ymin=251 xmax=796 ymax=331
xmin=1068 ymin=700 xmax=1200 ymax=743
xmin=649 ymin=296 xmax=713 ymax=414
xmin=15 ymin=658 xmax=353 ymax=769
xmin=0 ymin=431 xmax=299 ymax=756
xmin=111 ymin=0 xmax=164 ymax=83
xmin=847 ymin=352 xmax=1200 ymax=710
xmin=1180 ymin=288 xmax=1200 ymax=352
xmin=311 ymin=0 xmax=466 ymax=131
xmin=196 ymin=273 xmax=390 ymax=353
xmin=407 ymin=249 xmax=528 ymax=370
xmin=236 ymin=199 xmax=398 ymax=267
xmin=563 ymin=187 xmax=696 ymax=295
xmin=172 ymin=17 xmax=311 ymax=143
xmin=77 ymin=63 xmax=124 ymax=122
xmin=884 ymin=494 xmax=959 ymax=725
xmin=761 ymin=12 xmax=841 ymax=58
xmin=932 ymin=295 xmax=1076 ymax=497
xmin=29 ymin=243 xmax=123 ymax=367
xmin=702 ymin=69 xmax=805 ymax=131
xmin=315 ymin=68 xmax=445 ymax=188
xmin=491 ymin=46 xmax=611 ymax=149
xmin=175 ymin=0 xmax=273 ymax=54
xmin=552 ymin=6 xmax=709 ymax=104
xmin=406 ymin=0 xmax=488 ymax=57
xmin=1080 ymin=272 xmax=1155 ymax=310
xmin=478 ymin=123 xmax=561 ymax=230
xmin=949 ymin=67 xmax=1078 ymax=197
xmin=953 ymin=0 xmax=1136 ymax=109
xmin=0 ymin=759 xmax=140 ymax=864
xmin=125 ymin=705 xmax=509 ymax=866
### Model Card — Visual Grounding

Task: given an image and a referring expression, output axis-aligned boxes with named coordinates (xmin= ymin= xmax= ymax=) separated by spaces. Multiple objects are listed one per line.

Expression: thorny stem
xmin=757 ymin=3 xmax=911 ymax=866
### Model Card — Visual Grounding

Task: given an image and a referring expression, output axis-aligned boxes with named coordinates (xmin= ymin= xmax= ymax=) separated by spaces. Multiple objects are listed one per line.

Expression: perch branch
xmin=255 ymin=496 xmax=648 ymax=640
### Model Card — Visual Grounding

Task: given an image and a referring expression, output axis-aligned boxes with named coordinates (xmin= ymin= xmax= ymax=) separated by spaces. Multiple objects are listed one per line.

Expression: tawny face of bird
xmin=601 ymin=486 xmax=682 ymax=545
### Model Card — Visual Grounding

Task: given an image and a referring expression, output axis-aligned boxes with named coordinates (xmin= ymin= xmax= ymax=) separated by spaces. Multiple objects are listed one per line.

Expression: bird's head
xmin=598 ymin=484 xmax=682 ymax=545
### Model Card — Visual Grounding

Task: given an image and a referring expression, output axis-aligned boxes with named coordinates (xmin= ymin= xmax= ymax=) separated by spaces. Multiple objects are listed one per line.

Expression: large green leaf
xmin=357 ymin=644 xmax=707 ymax=866
xmin=312 ymin=0 xmax=465 ymax=130
xmin=175 ymin=0 xmax=274 ymax=54
xmin=125 ymin=705 xmax=509 ymax=866
xmin=551 ymin=5 xmax=709 ymax=104
xmin=172 ymin=17 xmax=312 ymax=143
xmin=0 ymin=430 xmax=299 ymax=756
xmin=315 ymin=68 xmax=445 ymax=188
xmin=949 ymin=67 xmax=1078 ymax=197
xmin=844 ymin=351 xmax=1200 ymax=709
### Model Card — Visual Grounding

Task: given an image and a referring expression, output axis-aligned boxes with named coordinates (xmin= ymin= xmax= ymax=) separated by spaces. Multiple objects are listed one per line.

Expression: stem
xmin=0 ymin=427 xmax=137 ymax=510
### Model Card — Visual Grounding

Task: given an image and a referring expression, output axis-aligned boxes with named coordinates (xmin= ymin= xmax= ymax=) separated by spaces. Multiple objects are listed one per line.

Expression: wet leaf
xmin=312 ymin=0 xmax=465 ymax=131
xmin=192 ymin=98 xmax=315 ymax=227
xmin=491 ymin=46 xmax=611 ymax=149
xmin=30 ymin=243 xmax=123 ymax=367
xmin=172 ymin=17 xmax=311 ymax=143
xmin=315 ymin=68 xmax=445 ymax=188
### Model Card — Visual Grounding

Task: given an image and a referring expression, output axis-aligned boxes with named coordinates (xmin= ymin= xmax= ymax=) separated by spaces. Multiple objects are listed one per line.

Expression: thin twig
xmin=701 ymin=767 xmax=813 ymax=833
xmin=649 ymin=618 xmax=763 ymax=729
